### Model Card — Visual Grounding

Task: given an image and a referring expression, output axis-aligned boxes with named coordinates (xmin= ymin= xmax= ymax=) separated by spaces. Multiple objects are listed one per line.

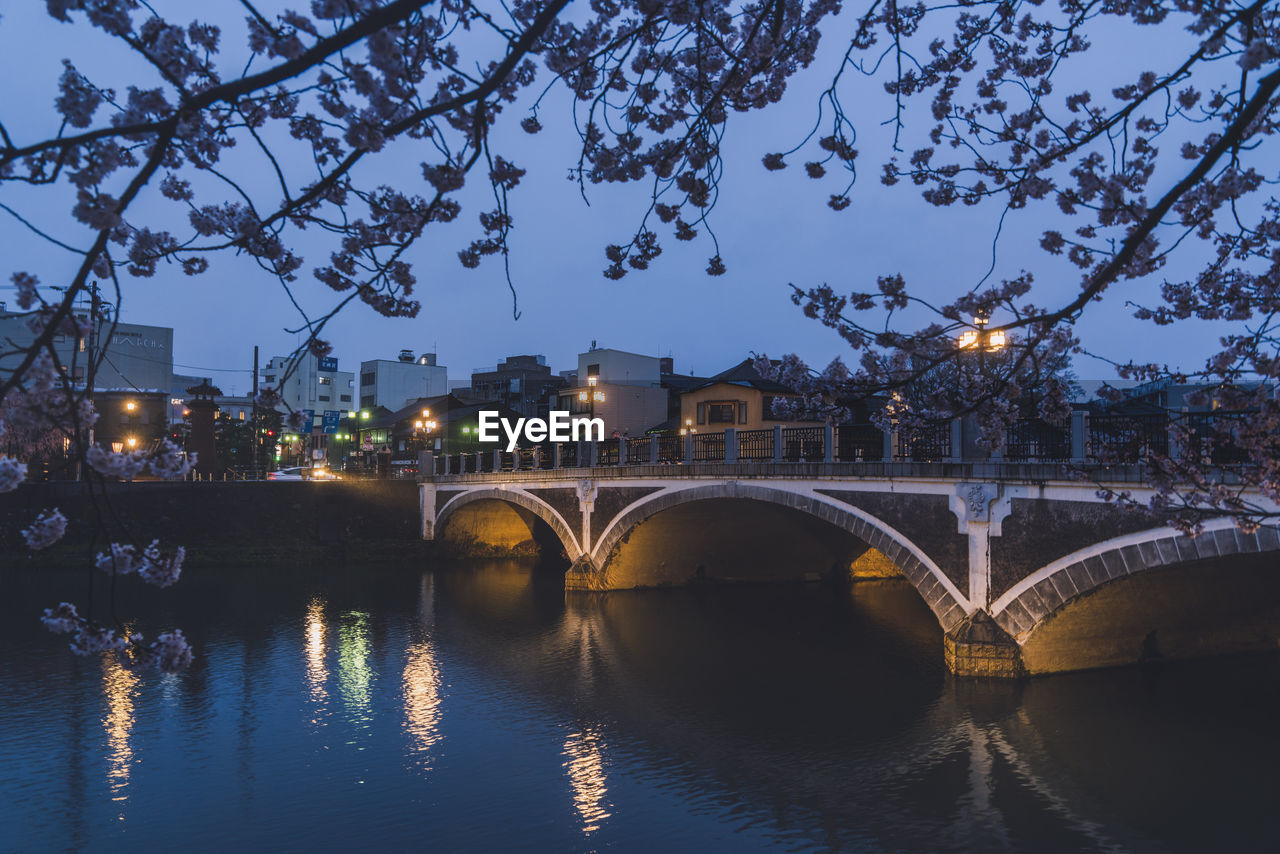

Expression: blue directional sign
xmin=322 ymin=410 xmax=341 ymax=434
xmin=318 ymin=356 xmax=338 ymax=372
xmin=300 ymin=409 xmax=315 ymax=431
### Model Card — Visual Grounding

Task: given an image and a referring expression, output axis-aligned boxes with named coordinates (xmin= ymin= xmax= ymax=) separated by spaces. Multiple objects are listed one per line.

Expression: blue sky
xmin=0 ymin=3 xmax=1240 ymax=395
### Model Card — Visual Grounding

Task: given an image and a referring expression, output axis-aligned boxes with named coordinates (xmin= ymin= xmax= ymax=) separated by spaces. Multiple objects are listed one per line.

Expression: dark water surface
xmin=1 ymin=559 xmax=1278 ymax=853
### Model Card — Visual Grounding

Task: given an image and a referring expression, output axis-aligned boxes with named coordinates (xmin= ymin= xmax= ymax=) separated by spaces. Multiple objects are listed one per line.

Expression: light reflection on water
xmin=403 ymin=576 xmax=442 ymax=764
xmin=0 ymin=560 xmax=1277 ymax=853
xmin=563 ymin=725 xmax=611 ymax=835
xmin=337 ymin=611 xmax=374 ymax=736
xmin=100 ymin=657 xmax=138 ymax=814
xmin=304 ymin=598 xmax=328 ymax=722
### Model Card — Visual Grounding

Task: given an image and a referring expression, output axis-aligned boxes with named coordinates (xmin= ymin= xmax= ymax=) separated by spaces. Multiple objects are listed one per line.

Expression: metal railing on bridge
xmin=423 ymin=411 xmax=1259 ymax=476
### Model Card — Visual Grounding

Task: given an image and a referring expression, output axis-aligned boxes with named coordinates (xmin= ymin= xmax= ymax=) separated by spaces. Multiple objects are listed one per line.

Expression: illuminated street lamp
xmin=125 ymin=400 xmax=137 ymax=412
xmin=957 ymin=314 xmax=1006 ymax=353
xmin=125 ymin=436 xmax=137 ymax=448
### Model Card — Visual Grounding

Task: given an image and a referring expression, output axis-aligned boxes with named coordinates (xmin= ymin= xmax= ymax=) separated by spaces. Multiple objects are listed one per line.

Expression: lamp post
xmin=413 ymin=408 xmax=438 ymax=455
xmin=955 ymin=313 xmax=1007 ymax=460
xmin=579 ymin=380 xmax=605 ymax=423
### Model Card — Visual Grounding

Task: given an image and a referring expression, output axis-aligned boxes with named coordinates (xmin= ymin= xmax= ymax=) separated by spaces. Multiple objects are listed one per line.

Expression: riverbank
xmin=0 ymin=480 xmax=433 ymax=568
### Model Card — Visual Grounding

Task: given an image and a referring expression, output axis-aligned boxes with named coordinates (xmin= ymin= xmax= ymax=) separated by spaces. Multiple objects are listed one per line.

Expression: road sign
xmin=318 ymin=356 xmax=338 ymax=372
xmin=321 ymin=410 xmax=341 ymax=434
xmin=300 ymin=409 xmax=315 ymax=431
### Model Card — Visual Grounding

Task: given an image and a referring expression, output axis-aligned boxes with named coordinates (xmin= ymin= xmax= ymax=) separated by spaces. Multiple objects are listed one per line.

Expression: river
xmin=1 ymin=560 xmax=1277 ymax=852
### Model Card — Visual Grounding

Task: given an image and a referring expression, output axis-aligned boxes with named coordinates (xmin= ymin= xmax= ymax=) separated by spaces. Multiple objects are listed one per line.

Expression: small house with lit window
xmin=678 ymin=359 xmax=805 ymax=432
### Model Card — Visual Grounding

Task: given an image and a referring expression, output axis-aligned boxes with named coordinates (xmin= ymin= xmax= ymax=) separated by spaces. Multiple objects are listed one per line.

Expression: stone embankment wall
xmin=0 ymin=480 xmax=428 ymax=566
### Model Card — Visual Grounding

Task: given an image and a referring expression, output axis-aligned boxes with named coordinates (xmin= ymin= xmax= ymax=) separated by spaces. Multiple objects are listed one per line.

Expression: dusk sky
xmin=0 ymin=3 xmax=1239 ymax=396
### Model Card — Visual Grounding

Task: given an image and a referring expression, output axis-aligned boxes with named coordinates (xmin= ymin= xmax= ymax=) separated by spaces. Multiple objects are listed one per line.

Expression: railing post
xmin=684 ymin=431 xmax=694 ymax=463
xmin=773 ymin=425 xmax=783 ymax=462
xmin=824 ymin=423 xmax=834 ymax=463
xmin=619 ymin=437 xmax=629 ymax=466
xmin=492 ymin=448 xmax=501 ymax=471
xmin=553 ymin=442 xmax=562 ymax=469
xmin=949 ymin=418 xmax=963 ymax=463
xmin=649 ymin=435 xmax=659 ymax=464
xmin=421 ymin=451 xmax=433 ymax=479
xmin=513 ymin=446 xmax=521 ymax=471
xmin=588 ymin=440 xmax=598 ymax=467
xmin=1070 ymin=410 xmax=1087 ymax=463
xmin=882 ymin=427 xmax=893 ymax=461
xmin=725 ymin=428 xmax=737 ymax=462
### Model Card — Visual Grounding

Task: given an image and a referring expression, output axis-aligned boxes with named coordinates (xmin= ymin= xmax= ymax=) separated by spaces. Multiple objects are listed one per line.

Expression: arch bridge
xmin=417 ymin=433 xmax=1280 ymax=678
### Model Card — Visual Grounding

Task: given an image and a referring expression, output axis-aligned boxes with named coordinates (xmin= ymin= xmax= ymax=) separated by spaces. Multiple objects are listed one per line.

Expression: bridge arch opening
xmin=598 ymin=497 xmax=876 ymax=588
xmin=1017 ymin=551 xmax=1280 ymax=674
xmin=586 ymin=486 xmax=965 ymax=636
xmin=436 ymin=492 xmax=576 ymax=565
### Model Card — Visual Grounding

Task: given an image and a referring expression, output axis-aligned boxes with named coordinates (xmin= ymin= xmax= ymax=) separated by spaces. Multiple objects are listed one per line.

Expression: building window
xmin=238 ymin=411 xmax=245 ymax=420
xmin=265 ymin=375 xmax=276 ymax=383
xmin=318 ymin=376 xmax=331 ymax=385
xmin=696 ymin=402 xmax=706 ymax=425
xmin=361 ymin=372 xmax=375 ymax=386
xmin=339 ymin=394 xmax=351 ymax=403
xmin=361 ymin=395 xmax=374 ymax=409
xmin=738 ymin=402 xmax=748 ymax=424
xmin=318 ymin=395 xmax=330 ymax=402
xmin=708 ymin=402 xmax=736 ymax=424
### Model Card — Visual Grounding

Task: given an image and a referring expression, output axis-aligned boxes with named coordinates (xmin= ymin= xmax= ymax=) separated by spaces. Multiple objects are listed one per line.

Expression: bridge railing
xmin=421 ymin=410 xmax=1259 ymax=476
xmin=895 ymin=422 xmax=952 ymax=461
xmin=737 ymin=428 xmax=774 ymax=461
xmin=1005 ymin=419 xmax=1072 ymax=461
xmin=835 ymin=424 xmax=883 ymax=461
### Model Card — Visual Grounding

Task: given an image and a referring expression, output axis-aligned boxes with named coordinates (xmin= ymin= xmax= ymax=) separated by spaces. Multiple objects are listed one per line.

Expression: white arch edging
xmin=586 ymin=481 xmax=972 ymax=626
xmin=435 ymin=487 xmax=584 ymax=560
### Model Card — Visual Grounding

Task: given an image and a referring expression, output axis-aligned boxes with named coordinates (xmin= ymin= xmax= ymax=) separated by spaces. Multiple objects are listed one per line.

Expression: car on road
xmin=267 ymin=466 xmax=341 ymax=481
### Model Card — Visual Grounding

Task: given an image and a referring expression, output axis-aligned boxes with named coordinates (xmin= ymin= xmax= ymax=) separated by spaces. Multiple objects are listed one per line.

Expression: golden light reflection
xmin=337 ymin=611 xmax=373 ymax=728
xmin=101 ymin=656 xmax=139 ymax=811
xmin=402 ymin=641 xmax=442 ymax=759
xmin=305 ymin=599 xmax=329 ymax=721
xmin=563 ymin=726 xmax=610 ymax=835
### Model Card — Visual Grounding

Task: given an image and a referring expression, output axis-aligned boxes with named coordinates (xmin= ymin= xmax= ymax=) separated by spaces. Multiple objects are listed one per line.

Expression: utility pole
xmin=252 ymin=345 xmax=259 ymax=479
xmin=79 ymin=282 xmax=101 ymax=480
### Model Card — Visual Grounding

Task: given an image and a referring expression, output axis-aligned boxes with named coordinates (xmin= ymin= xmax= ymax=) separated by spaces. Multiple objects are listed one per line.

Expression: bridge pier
xmin=944 ymin=612 xmax=1025 ymax=678
xmin=564 ymin=555 xmax=605 ymax=591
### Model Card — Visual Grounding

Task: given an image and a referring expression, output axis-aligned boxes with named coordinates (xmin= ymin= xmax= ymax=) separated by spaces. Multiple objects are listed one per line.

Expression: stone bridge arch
xmin=585 ymin=482 xmax=971 ymax=633
xmin=435 ymin=487 xmax=582 ymax=561
xmin=991 ymin=519 xmax=1280 ymax=672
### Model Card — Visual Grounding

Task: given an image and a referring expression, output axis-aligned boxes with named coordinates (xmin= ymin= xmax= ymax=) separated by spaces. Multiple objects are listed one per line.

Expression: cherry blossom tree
xmin=2 ymin=0 xmax=1279 ymax=668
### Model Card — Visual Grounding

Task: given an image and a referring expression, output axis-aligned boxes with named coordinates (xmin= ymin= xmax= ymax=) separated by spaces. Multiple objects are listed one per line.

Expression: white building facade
xmin=359 ymin=351 xmax=447 ymax=411
xmin=262 ymin=353 xmax=355 ymax=417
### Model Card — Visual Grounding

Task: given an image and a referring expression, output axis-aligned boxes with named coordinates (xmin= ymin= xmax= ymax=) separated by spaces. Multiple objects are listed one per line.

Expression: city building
xmin=0 ymin=306 xmax=173 ymax=393
xmin=93 ymin=390 xmax=170 ymax=453
xmin=468 ymin=355 xmax=566 ymax=420
xmin=350 ymin=394 xmax=521 ymax=473
xmin=555 ymin=346 xmax=668 ymax=436
xmin=679 ymin=359 xmax=803 ymax=431
xmin=261 ymin=352 xmax=355 ymax=420
xmin=359 ymin=350 xmax=447 ymax=410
